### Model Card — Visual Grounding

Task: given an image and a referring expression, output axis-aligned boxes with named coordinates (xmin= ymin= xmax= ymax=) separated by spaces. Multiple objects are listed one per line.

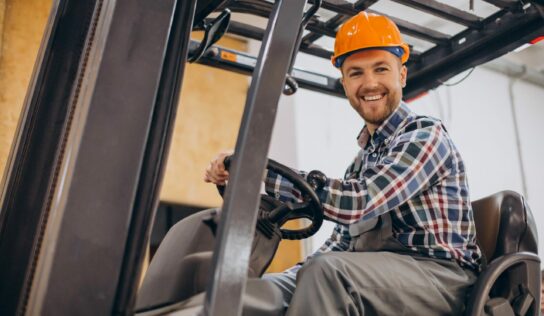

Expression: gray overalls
xmin=271 ymin=213 xmax=477 ymax=316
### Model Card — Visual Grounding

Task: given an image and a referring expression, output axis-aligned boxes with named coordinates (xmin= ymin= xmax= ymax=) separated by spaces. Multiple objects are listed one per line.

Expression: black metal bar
xmin=305 ymin=10 xmax=450 ymax=45
xmin=230 ymin=0 xmax=450 ymax=45
xmin=228 ymin=0 xmax=335 ymax=37
xmin=192 ymin=40 xmax=345 ymax=97
xmin=391 ymin=0 xmax=482 ymax=28
xmin=203 ymin=0 xmax=308 ymax=315
xmin=283 ymin=0 xmax=322 ymax=95
xmin=301 ymin=43 xmax=334 ymax=59
xmin=225 ymin=20 xmax=264 ymax=41
xmin=225 ymin=20 xmax=422 ymax=63
xmin=0 ymin=1 xmax=98 ymax=314
xmin=373 ymin=11 xmax=450 ymax=45
xmin=301 ymin=14 xmax=345 ymax=45
xmin=195 ymin=0 xmax=230 ymax=25
xmin=482 ymin=0 xmax=521 ymax=10
xmin=112 ymin=0 xmax=197 ymax=314
xmin=227 ymin=0 xmax=273 ymax=18
xmin=305 ymin=11 xmax=450 ymax=45
xmin=226 ymin=21 xmax=336 ymax=59
xmin=315 ymin=0 xmax=373 ymax=15
xmin=228 ymin=0 xmax=336 ymax=38
xmin=301 ymin=0 xmax=379 ymax=46
xmin=296 ymin=20 xmax=336 ymax=38
xmin=23 ymin=0 xmax=181 ymax=314
xmin=404 ymin=4 xmax=544 ymax=99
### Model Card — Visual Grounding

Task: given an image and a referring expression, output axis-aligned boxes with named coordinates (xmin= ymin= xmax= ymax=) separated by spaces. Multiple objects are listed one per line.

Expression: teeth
xmin=363 ymin=94 xmax=383 ymax=101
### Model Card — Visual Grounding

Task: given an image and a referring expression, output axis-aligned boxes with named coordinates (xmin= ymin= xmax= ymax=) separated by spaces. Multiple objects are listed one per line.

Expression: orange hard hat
xmin=332 ymin=12 xmax=410 ymax=67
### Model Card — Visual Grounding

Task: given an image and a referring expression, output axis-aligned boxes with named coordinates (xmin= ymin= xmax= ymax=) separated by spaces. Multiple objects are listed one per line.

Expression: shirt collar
xmin=357 ymin=102 xmax=412 ymax=149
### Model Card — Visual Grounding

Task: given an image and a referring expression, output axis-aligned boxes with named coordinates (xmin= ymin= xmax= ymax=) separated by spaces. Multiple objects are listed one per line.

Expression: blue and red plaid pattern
xmin=265 ymin=102 xmax=482 ymax=270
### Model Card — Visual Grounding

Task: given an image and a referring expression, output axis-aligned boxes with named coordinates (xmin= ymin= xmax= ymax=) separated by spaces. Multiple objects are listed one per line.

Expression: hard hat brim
xmin=332 ymin=44 xmax=410 ymax=68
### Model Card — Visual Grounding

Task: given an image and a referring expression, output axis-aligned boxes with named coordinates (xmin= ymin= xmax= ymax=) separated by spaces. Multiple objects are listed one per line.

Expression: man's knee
xmin=297 ymin=253 xmax=345 ymax=283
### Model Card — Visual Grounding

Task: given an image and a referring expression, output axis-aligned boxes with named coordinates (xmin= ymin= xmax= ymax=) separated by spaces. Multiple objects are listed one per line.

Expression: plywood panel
xmin=0 ymin=0 xmax=6 ymax=54
xmin=159 ymin=33 xmax=248 ymax=207
xmin=0 ymin=0 xmax=52 ymax=181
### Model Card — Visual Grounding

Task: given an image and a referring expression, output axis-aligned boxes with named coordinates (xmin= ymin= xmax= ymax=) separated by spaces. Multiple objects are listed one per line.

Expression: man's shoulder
xmin=399 ymin=112 xmax=445 ymax=133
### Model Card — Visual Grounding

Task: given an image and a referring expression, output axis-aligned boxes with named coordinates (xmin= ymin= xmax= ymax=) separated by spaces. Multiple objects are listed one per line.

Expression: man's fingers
xmin=204 ymin=150 xmax=233 ymax=184
xmin=204 ymin=168 xmax=229 ymax=185
xmin=212 ymin=173 xmax=229 ymax=184
xmin=213 ymin=156 xmax=227 ymax=172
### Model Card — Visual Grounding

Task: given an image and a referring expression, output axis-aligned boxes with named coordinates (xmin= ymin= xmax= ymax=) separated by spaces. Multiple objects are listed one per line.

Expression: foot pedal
xmin=512 ymin=292 xmax=534 ymax=316
xmin=484 ymin=298 xmax=515 ymax=316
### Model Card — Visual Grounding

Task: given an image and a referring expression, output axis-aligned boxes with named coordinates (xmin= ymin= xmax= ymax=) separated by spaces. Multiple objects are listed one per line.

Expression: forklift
xmin=0 ymin=0 xmax=542 ymax=315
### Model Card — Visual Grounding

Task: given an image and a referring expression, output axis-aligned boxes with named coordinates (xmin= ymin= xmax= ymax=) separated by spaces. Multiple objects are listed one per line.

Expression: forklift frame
xmin=0 ymin=0 xmax=542 ymax=315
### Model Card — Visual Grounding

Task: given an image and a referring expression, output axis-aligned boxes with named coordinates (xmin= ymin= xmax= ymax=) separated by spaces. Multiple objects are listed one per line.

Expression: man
xmin=541 ymin=271 xmax=544 ymax=314
xmin=205 ymin=12 xmax=482 ymax=315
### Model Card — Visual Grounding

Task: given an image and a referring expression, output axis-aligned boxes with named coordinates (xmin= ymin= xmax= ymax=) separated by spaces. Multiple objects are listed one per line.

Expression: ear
xmin=400 ymin=65 xmax=407 ymax=88
xmin=340 ymin=75 xmax=347 ymax=95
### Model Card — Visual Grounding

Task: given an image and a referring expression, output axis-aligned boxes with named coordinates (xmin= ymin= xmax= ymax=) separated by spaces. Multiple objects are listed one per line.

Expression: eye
xmin=375 ymin=67 xmax=388 ymax=73
xmin=348 ymin=70 xmax=362 ymax=78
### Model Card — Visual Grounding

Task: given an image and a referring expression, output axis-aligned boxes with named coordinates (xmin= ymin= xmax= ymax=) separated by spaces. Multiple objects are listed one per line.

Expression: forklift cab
xmin=0 ymin=0 xmax=542 ymax=315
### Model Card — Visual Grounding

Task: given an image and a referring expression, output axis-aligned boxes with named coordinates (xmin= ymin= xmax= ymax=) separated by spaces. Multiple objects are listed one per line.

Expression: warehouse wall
xmin=269 ymin=52 xmax=544 ymax=267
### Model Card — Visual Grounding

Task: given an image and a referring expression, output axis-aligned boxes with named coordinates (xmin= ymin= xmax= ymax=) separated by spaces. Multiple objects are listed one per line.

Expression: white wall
xmin=268 ymin=53 xmax=544 ymax=266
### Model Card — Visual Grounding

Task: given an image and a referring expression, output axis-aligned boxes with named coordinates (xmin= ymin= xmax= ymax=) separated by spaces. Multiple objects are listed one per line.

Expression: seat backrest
xmin=471 ymin=190 xmax=538 ymax=263
xmin=135 ymin=209 xmax=218 ymax=312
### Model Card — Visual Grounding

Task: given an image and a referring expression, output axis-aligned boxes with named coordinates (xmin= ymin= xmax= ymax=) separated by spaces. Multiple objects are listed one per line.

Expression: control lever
xmin=188 ymin=9 xmax=231 ymax=63
xmin=282 ymin=0 xmax=322 ymax=95
xmin=283 ymin=76 xmax=299 ymax=96
xmin=216 ymin=155 xmax=232 ymax=197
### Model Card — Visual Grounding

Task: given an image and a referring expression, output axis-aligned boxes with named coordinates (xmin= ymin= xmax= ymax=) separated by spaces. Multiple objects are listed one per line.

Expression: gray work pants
xmin=285 ymin=251 xmax=476 ymax=316
xmin=271 ymin=214 xmax=477 ymax=316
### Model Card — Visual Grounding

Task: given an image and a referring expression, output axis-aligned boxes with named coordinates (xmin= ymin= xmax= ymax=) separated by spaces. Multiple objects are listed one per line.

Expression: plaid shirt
xmin=265 ymin=102 xmax=482 ymax=271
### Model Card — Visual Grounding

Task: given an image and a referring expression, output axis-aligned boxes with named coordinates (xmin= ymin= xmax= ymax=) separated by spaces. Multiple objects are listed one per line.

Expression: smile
xmin=362 ymin=94 xmax=385 ymax=101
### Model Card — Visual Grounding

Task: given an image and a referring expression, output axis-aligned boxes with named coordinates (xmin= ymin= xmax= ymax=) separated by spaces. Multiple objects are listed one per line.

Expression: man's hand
xmin=203 ymin=151 xmax=232 ymax=185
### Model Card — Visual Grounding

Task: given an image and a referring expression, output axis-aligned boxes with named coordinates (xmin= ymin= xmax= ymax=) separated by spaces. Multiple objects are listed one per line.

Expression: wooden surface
xmin=159 ymin=33 xmax=248 ymax=208
xmin=0 ymin=0 xmax=52 ymax=181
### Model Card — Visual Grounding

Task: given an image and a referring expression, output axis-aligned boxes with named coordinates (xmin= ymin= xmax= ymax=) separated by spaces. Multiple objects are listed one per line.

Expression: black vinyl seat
xmin=466 ymin=191 xmax=541 ymax=316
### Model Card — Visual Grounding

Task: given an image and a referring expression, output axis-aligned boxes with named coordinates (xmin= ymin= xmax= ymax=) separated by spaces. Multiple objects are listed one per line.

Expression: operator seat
xmin=466 ymin=190 xmax=540 ymax=316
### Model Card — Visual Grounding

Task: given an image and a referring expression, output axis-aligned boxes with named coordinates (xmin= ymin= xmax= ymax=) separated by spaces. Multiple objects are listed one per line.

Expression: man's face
xmin=340 ymin=49 xmax=407 ymax=131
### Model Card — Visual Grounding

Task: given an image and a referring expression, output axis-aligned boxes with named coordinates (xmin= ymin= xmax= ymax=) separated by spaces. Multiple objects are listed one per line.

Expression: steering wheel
xmin=217 ymin=155 xmax=325 ymax=240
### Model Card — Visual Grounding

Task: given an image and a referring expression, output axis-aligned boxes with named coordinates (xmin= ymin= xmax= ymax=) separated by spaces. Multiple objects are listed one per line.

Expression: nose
xmin=359 ymin=72 xmax=379 ymax=91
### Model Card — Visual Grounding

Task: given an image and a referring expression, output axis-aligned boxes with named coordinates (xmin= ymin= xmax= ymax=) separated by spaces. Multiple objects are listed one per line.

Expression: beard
xmin=358 ymin=99 xmax=397 ymax=125
xmin=348 ymin=87 xmax=400 ymax=126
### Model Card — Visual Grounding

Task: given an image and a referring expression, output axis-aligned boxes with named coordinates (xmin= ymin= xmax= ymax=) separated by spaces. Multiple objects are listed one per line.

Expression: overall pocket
xmin=349 ymin=213 xmax=414 ymax=253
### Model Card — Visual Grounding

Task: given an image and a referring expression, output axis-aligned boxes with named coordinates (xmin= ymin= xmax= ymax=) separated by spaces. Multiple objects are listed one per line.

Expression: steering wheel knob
xmin=307 ymin=170 xmax=327 ymax=191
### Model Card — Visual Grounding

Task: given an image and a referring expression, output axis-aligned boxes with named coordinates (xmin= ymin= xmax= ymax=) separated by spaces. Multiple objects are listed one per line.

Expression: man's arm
xmin=264 ymin=169 xmax=307 ymax=203
xmin=265 ymin=119 xmax=453 ymax=225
